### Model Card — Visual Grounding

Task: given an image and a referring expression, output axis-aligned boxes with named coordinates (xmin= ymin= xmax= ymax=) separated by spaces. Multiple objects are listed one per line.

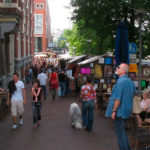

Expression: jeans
xmin=59 ymin=82 xmax=66 ymax=96
xmin=32 ymin=103 xmax=42 ymax=124
xmin=41 ymin=85 xmax=47 ymax=100
xmin=51 ymin=88 xmax=56 ymax=100
xmin=82 ymin=100 xmax=95 ymax=131
xmin=114 ymin=118 xmax=131 ymax=150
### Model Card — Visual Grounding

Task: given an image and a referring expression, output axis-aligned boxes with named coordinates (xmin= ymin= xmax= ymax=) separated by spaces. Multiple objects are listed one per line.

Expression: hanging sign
xmin=128 ymin=43 xmax=137 ymax=54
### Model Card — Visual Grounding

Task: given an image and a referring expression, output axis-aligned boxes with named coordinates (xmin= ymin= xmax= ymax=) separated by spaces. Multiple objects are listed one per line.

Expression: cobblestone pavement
xmin=0 ymin=84 xmax=119 ymax=150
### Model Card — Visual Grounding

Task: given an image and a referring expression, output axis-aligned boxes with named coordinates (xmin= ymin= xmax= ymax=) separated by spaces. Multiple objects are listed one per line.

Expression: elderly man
xmin=105 ymin=63 xmax=135 ymax=150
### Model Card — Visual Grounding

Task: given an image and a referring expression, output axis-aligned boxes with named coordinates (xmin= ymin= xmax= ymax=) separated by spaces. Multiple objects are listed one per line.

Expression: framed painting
xmin=104 ymin=65 xmax=113 ymax=78
xmin=143 ymin=67 xmax=150 ymax=78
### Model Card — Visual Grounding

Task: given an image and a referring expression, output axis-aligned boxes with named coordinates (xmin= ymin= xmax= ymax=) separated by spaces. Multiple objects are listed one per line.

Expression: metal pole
xmin=138 ymin=15 xmax=142 ymax=95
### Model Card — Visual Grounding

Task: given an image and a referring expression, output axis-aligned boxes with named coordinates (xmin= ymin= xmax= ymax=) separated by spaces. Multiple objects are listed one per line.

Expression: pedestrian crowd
xmin=6 ymin=62 xmax=149 ymax=150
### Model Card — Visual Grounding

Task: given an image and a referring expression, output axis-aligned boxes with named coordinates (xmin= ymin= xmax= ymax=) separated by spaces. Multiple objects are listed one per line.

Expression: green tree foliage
xmin=69 ymin=0 xmax=150 ymax=57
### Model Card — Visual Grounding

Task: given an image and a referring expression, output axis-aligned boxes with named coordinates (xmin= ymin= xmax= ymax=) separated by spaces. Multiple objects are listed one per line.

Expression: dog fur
xmin=69 ymin=102 xmax=83 ymax=130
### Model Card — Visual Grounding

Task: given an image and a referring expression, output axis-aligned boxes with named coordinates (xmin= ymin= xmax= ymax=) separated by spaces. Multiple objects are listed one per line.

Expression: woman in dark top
xmin=31 ymin=80 xmax=43 ymax=128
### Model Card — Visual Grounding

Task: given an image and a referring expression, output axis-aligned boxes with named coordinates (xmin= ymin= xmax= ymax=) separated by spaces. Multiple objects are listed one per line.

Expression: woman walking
xmin=49 ymin=69 xmax=59 ymax=100
xmin=31 ymin=80 xmax=43 ymax=128
xmin=80 ymin=77 xmax=97 ymax=132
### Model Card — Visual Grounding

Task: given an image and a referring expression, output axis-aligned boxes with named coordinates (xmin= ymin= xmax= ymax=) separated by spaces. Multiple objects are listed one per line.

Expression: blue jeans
xmin=59 ymin=82 xmax=66 ymax=96
xmin=32 ymin=103 xmax=42 ymax=124
xmin=114 ymin=118 xmax=131 ymax=150
xmin=41 ymin=85 xmax=47 ymax=100
xmin=82 ymin=100 xmax=95 ymax=131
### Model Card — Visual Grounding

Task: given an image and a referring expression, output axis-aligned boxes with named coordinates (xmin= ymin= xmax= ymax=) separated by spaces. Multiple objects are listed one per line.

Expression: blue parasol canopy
xmin=115 ymin=22 xmax=129 ymax=67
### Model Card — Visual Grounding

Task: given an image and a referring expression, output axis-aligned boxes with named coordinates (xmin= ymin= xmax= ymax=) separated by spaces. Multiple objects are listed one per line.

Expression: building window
xmin=4 ymin=0 xmax=11 ymax=3
xmin=41 ymin=3 xmax=44 ymax=9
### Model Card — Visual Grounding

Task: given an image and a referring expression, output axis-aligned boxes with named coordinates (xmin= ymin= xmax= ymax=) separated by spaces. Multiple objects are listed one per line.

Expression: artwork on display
xmin=94 ymin=79 xmax=100 ymax=83
xmin=113 ymin=58 xmax=116 ymax=65
xmin=81 ymin=68 xmax=91 ymax=75
xmin=94 ymin=64 xmax=103 ymax=78
xmin=94 ymin=84 xmax=98 ymax=89
xmin=141 ymin=80 xmax=146 ymax=87
xmin=106 ymin=79 xmax=111 ymax=83
xmin=104 ymin=65 xmax=113 ymax=78
xmin=111 ymin=79 xmax=116 ymax=83
xmin=129 ymin=64 xmax=138 ymax=72
xmin=90 ymin=63 xmax=94 ymax=68
xmin=143 ymin=67 xmax=150 ymax=78
xmin=98 ymin=58 xmax=104 ymax=64
xmin=91 ymin=69 xmax=95 ymax=74
xmin=128 ymin=72 xmax=136 ymax=81
xmin=107 ymin=84 xmax=112 ymax=93
xmin=100 ymin=79 xmax=105 ymax=83
xmin=103 ymin=84 xmax=107 ymax=89
xmin=99 ymin=83 xmax=103 ymax=89
xmin=133 ymin=81 xmax=138 ymax=87
xmin=105 ymin=57 xmax=112 ymax=65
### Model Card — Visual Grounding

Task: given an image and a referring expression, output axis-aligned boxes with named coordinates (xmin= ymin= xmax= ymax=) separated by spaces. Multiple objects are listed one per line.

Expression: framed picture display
xmin=91 ymin=69 xmax=95 ymax=74
xmin=133 ymin=81 xmax=138 ymax=87
xmin=90 ymin=63 xmax=94 ymax=68
xmin=100 ymin=79 xmax=105 ymax=83
xmin=94 ymin=84 xmax=98 ymax=89
xmin=128 ymin=72 xmax=136 ymax=81
xmin=83 ymin=76 xmax=87 ymax=82
xmin=94 ymin=64 xmax=103 ymax=78
xmin=143 ymin=67 xmax=150 ymax=78
xmin=104 ymin=65 xmax=113 ymax=78
xmin=111 ymin=79 xmax=116 ymax=83
xmin=98 ymin=58 xmax=104 ymax=64
xmin=105 ymin=57 xmax=112 ymax=65
xmin=103 ymin=84 xmax=107 ymax=89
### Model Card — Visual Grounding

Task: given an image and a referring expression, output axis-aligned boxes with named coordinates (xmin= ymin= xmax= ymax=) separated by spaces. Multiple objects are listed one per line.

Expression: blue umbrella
xmin=115 ymin=22 xmax=129 ymax=67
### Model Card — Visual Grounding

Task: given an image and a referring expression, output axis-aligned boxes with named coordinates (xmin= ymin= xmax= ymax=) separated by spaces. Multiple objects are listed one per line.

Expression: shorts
xmin=11 ymin=100 xmax=24 ymax=117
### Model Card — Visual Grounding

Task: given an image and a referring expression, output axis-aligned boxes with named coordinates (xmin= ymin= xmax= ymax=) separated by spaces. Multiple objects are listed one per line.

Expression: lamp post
xmin=86 ymin=39 xmax=92 ymax=56
xmin=135 ymin=8 xmax=146 ymax=95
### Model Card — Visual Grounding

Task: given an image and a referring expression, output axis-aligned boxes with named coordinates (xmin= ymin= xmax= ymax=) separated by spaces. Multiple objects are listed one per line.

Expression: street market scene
xmin=0 ymin=0 xmax=150 ymax=150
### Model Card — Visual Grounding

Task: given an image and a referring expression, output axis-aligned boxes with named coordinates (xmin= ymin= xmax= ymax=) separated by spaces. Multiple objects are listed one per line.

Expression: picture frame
xmin=103 ymin=84 xmax=107 ymax=89
xmin=98 ymin=58 xmax=104 ymax=64
xmin=94 ymin=64 xmax=103 ymax=78
xmin=104 ymin=65 xmax=113 ymax=78
xmin=105 ymin=57 xmax=112 ymax=65
xmin=91 ymin=69 xmax=95 ymax=74
xmin=128 ymin=72 xmax=136 ymax=81
xmin=143 ymin=67 xmax=150 ymax=78
xmin=90 ymin=63 xmax=94 ymax=68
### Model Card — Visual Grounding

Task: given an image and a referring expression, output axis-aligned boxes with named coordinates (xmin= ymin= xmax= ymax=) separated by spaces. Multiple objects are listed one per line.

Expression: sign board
xmin=48 ymin=42 xmax=54 ymax=48
xmin=129 ymin=43 xmax=137 ymax=54
xmin=129 ymin=54 xmax=136 ymax=59
xmin=129 ymin=64 xmax=138 ymax=72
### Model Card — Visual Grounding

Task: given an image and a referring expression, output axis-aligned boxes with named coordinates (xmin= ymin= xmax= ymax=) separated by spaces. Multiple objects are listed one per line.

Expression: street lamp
xmin=86 ymin=39 xmax=92 ymax=56
xmin=135 ymin=8 xmax=146 ymax=95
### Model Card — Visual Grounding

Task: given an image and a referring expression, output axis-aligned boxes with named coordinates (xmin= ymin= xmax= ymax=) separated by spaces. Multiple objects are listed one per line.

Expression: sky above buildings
xmin=48 ymin=0 xmax=73 ymax=32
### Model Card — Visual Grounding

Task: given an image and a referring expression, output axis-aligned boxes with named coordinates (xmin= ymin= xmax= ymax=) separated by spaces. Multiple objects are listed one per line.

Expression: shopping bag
xmin=132 ymin=95 xmax=142 ymax=114
xmin=58 ymin=87 xmax=61 ymax=97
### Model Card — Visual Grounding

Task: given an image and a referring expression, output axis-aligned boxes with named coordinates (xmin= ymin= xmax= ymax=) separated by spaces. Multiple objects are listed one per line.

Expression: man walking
xmin=38 ymin=70 xmax=48 ymax=100
xmin=7 ymin=73 xmax=26 ymax=129
xmin=105 ymin=63 xmax=135 ymax=150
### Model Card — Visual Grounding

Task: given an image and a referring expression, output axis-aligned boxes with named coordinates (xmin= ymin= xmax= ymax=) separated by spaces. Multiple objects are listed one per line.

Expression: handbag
xmin=58 ymin=87 xmax=61 ymax=96
xmin=132 ymin=95 xmax=142 ymax=114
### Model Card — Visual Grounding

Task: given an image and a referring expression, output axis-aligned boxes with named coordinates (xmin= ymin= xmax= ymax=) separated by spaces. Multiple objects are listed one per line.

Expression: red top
xmin=50 ymin=73 xmax=58 ymax=89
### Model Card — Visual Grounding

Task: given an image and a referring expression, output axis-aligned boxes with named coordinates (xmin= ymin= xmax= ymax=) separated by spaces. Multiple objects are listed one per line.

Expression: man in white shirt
xmin=38 ymin=70 xmax=48 ymax=100
xmin=7 ymin=73 xmax=26 ymax=130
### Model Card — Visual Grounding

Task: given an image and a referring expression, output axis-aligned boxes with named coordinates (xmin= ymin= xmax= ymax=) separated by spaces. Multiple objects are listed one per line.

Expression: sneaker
xmin=33 ymin=124 xmax=37 ymax=128
xmin=19 ymin=119 xmax=23 ymax=125
xmin=12 ymin=124 xmax=18 ymax=130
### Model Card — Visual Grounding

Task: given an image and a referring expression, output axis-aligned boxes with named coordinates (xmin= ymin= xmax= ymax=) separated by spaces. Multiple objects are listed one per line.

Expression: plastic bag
xmin=58 ymin=87 xmax=61 ymax=97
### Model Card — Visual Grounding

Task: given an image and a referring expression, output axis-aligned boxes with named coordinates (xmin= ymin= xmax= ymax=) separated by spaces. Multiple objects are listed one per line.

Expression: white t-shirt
xmin=11 ymin=81 xmax=25 ymax=101
xmin=38 ymin=73 xmax=48 ymax=85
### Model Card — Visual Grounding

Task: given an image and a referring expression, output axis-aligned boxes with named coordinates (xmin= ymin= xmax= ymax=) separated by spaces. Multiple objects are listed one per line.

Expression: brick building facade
xmin=34 ymin=0 xmax=51 ymax=52
xmin=0 ymin=0 xmax=34 ymax=88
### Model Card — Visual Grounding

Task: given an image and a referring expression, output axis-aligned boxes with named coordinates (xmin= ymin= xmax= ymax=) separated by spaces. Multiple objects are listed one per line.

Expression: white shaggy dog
xmin=69 ymin=102 xmax=83 ymax=130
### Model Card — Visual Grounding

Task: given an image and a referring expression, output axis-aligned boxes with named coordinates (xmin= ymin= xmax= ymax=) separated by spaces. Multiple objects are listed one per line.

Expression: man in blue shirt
xmin=105 ymin=63 xmax=135 ymax=150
